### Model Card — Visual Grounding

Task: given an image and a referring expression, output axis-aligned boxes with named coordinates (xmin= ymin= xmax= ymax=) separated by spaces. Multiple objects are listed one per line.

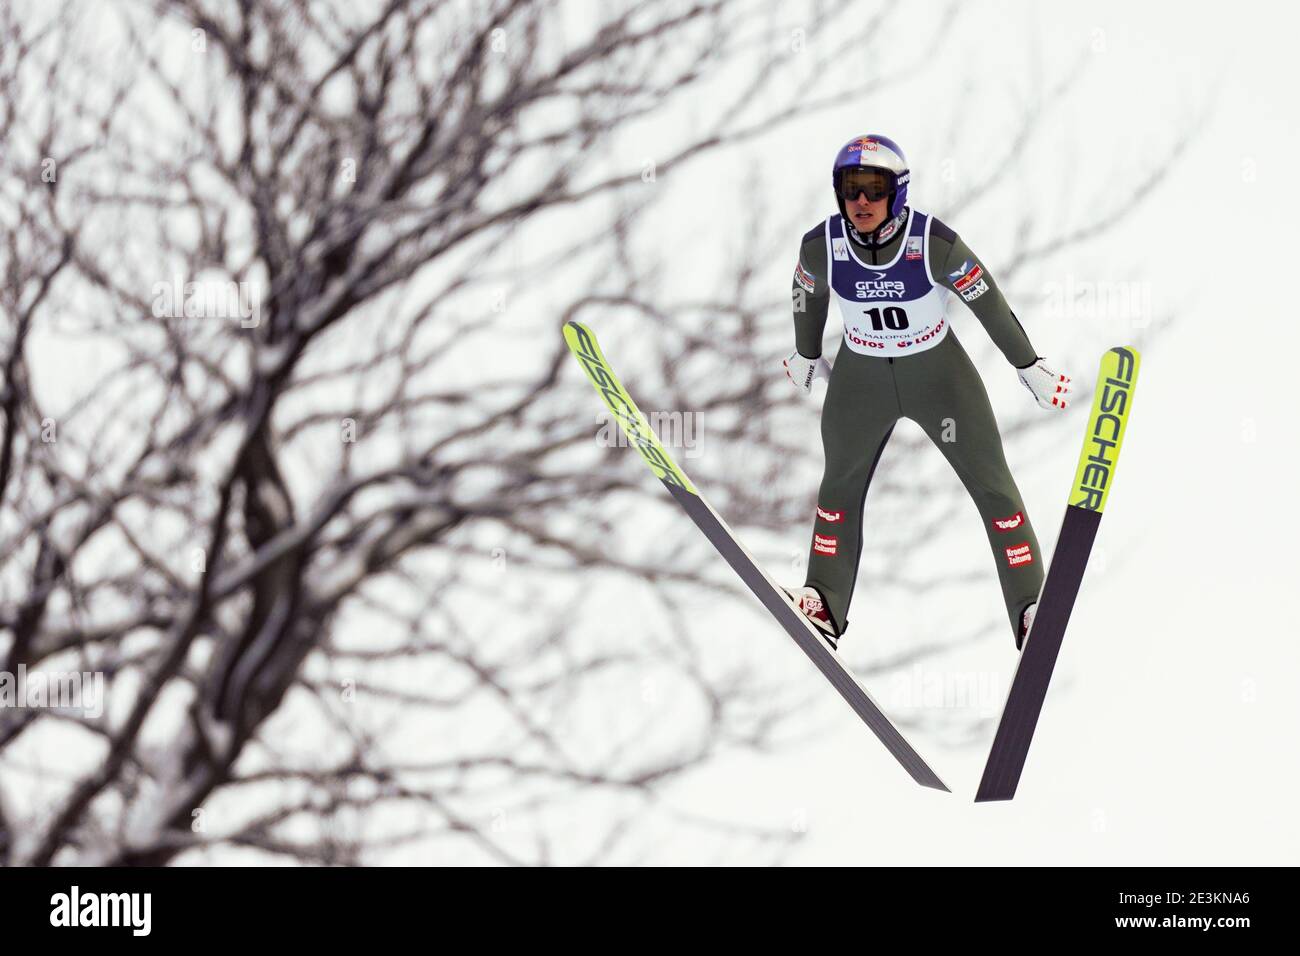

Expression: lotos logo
xmin=893 ymin=318 xmax=945 ymax=349
xmin=992 ymin=511 xmax=1024 ymax=532
xmin=847 ymin=332 xmax=885 ymax=349
xmin=817 ymin=506 xmax=843 ymax=523
xmin=1004 ymin=542 xmax=1034 ymax=567
xmin=813 ymin=533 xmax=838 ymax=556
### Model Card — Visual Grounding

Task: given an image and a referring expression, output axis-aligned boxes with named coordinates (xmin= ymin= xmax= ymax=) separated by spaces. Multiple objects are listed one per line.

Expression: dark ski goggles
xmin=837 ymin=167 xmax=893 ymax=203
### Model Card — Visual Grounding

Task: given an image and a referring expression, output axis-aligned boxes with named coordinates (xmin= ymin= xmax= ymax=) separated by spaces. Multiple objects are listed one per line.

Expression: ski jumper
xmin=791 ymin=209 xmax=1043 ymax=639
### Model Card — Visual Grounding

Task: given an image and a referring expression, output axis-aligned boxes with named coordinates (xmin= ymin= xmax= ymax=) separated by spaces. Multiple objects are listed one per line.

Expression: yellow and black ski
xmin=564 ymin=320 xmax=948 ymax=791
xmin=976 ymin=346 xmax=1141 ymax=802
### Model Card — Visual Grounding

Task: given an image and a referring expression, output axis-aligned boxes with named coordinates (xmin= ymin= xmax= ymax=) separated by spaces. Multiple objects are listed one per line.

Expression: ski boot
xmin=1017 ymin=602 xmax=1037 ymax=651
xmin=782 ymin=585 xmax=840 ymax=650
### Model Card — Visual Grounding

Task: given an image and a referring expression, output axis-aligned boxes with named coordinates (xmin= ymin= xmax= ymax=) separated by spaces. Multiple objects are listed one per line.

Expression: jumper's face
xmin=847 ymin=192 xmax=888 ymax=232
xmin=838 ymin=167 xmax=891 ymax=232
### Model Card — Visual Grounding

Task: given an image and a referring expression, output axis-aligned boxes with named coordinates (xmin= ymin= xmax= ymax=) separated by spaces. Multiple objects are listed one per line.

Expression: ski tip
xmin=973 ymin=786 xmax=1015 ymax=803
xmin=914 ymin=771 xmax=950 ymax=793
xmin=561 ymin=320 xmax=586 ymax=349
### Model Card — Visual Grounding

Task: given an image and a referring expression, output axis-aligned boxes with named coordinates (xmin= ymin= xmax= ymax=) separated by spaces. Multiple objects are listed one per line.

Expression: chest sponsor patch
xmin=794 ymin=262 xmax=816 ymax=293
xmin=992 ymin=511 xmax=1024 ymax=532
xmin=813 ymin=533 xmax=839 ymax=555
xmin=816 ymin=506 xmax=843 ymax=523
xmin=1004 ymin=541 xmax=1034 ymax=567
xmin=905 ymin=236 xmax=923 ymax=261
xmin=831 ymin=238 xmax=849 ymax=261
xmin=854 ymin=274 xmax=907 ymax=300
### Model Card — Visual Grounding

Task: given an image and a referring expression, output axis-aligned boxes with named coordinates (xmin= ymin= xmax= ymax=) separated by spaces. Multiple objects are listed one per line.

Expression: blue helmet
xmin=832 ymin=134 xmax=910 ymax=219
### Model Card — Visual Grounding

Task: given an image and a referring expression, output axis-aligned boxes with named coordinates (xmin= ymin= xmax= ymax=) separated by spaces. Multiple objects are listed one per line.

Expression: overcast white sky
xmin=641 ymin=0 xmax=1300 ymax=864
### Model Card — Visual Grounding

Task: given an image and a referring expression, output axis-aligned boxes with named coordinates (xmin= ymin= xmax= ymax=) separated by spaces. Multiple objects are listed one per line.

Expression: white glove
xmin=783 ymin=350 xmax=832 ymax=394
xmin=1017 ymin=358 xmax=1071 ymax=410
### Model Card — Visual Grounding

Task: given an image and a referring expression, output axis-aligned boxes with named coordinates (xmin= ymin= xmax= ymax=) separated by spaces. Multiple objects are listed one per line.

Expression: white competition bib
xmin=826 ymin=210 xmax=951 ymax=357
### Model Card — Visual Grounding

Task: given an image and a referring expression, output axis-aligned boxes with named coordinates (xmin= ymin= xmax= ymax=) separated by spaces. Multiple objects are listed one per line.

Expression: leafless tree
xmin=0 ymin=0 xmax=1187 ymax=865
